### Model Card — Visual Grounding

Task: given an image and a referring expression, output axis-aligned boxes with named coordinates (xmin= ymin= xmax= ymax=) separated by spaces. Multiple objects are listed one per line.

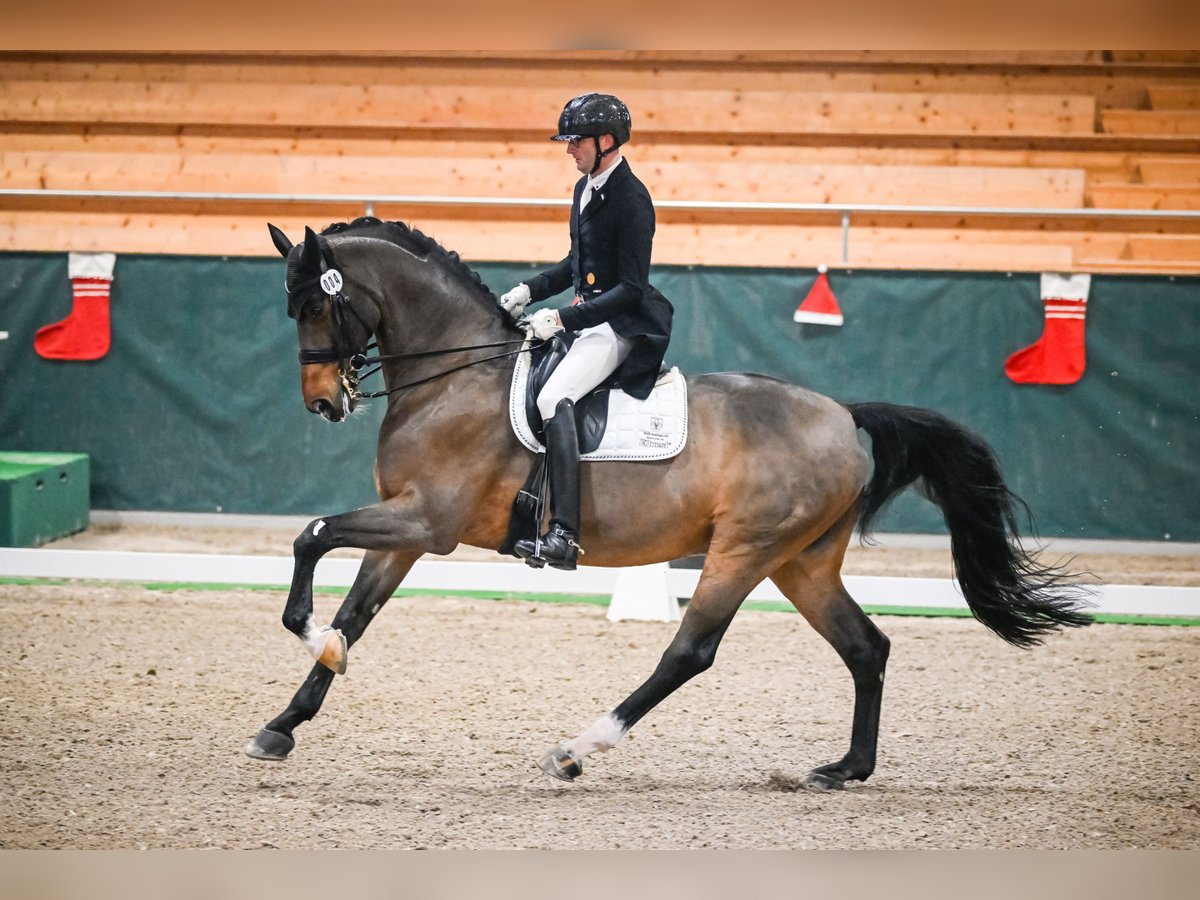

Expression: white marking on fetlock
xmin=300 ymin=616 xmax=332 ymax=658
xmin=312 ymin=520 xmax=326 ymax=536
xmin=564 ymin=713 xmax=628 ymax=759
xmin=299 ymin=617 xmax=347 ymax=673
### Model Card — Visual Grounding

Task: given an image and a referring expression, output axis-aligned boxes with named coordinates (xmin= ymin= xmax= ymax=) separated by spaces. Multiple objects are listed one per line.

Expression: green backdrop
xmin=1 ymin=251 xmax=1196 ymax=541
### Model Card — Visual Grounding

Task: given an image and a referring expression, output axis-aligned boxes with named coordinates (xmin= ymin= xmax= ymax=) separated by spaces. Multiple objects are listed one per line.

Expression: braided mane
xmin=321 ymin=216 xmax=501 ymax=306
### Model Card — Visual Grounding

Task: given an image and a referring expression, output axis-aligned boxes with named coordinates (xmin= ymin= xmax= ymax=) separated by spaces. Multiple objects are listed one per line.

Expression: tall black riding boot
xmin=515 ymin=398 xmax=582 ymax=571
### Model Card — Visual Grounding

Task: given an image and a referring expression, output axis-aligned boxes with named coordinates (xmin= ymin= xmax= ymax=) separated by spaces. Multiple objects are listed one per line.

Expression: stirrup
xmin=515 ymin=526 xmax=583 ymax=571
xmin=514 ymin=538 xmax=547 ymax=568
xmin=543 ymin=525 xmax=583 ymax=571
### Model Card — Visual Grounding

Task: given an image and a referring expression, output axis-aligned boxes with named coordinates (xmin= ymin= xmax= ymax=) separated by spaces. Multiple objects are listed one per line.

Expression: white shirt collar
xmin=587 ymin=154 xmax=624 ymax=192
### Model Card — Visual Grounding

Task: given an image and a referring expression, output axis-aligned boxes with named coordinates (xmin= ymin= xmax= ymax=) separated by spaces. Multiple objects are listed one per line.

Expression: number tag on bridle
xmin=320 ymin=269 xmax=344 ymax=294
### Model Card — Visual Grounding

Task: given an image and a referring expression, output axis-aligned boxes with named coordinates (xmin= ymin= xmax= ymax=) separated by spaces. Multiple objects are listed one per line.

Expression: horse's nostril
xmin=311 ymin=398 xmax=333 ymax=417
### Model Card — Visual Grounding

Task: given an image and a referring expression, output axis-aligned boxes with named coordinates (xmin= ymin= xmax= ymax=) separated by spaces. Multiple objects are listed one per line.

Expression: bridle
xmin=287 ymin=244 xmax=541 ymax=401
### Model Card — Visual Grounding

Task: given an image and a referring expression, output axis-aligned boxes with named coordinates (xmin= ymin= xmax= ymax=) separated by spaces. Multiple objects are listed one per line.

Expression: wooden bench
xmin=16 ymin=208 xmax=1197 ymax=275
xmin=3 ymin=51 xmax=1198 ymax=273
xmin=1088 ymin=183 xmax=1200 ymax=210
xmin=1148 ymin=86 xmax=1200 ymax=110
xmin=1136 ymin=157 xmax=1200 ymax=183
xmin=1126 ymin=234 xmax=1200 ymax=259
xmin=5 ymin=52 xmax=1168 ymax=111
xmin=0 ymin=147 xmax=1089 ymax=209
xmin=1101 ymin=109 xmax=1200 ymax=138
xmin=0 ymin=77 xmax=1100 ymax=140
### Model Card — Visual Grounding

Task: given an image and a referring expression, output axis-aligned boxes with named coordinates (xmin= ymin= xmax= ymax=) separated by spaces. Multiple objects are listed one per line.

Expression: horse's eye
xmin=305 ymin=300 xmax=326 ymax=319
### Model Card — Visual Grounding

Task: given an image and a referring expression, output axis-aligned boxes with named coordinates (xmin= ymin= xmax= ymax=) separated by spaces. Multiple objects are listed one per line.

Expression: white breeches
xmin=537 ymin=321 xmax=632 ymax=421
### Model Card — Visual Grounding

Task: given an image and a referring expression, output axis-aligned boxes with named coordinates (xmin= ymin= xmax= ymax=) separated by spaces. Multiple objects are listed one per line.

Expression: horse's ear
xmin=267 ymin=223 xmax=294 ymax=258
xmin=315 ymin=232 xmax=338 ymax=269
xmin=300 ymin=226 xmax=323 ymax=269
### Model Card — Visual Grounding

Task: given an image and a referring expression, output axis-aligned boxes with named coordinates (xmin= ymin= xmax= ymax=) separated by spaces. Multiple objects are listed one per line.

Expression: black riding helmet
xmin=552 ymin=93 xmax=631 ymax=174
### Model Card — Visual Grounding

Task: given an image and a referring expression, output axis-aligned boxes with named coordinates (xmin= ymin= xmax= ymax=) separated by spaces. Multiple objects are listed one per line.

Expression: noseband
xmin=287 ymin=242 xmax=540 ymax=401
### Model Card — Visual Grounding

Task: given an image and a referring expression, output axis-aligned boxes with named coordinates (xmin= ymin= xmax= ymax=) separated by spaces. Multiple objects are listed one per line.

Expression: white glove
xmin=499 ymin=283 xmax=531 ymax=319
xmin=524 ymin=307 xmax=564 ymax=340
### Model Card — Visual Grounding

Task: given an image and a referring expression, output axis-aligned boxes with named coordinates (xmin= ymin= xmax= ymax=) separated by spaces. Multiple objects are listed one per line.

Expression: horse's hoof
xmin=801 ymin=771 xmax=845 ymax=792
xmin=313 ymin=627 xmax=348 ymax=674
xmin=242 ymin=728 xmax=295 ymax=761
xmin=538 ymin=745 xmax=583 ymax=782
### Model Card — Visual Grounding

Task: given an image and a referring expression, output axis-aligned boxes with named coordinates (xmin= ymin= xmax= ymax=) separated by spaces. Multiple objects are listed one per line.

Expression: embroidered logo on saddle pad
xmin=510 ymin=341 xmax=688 ymax=462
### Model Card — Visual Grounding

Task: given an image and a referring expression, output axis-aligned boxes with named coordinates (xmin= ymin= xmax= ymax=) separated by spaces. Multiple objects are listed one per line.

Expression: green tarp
xmin=1 ymin=251 xmax=1197 ymax=541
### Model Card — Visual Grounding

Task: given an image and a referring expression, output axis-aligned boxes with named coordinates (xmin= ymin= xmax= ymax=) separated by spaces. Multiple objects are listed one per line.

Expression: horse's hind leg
xmin=538 ymin=552 xmax=759 ymax=782
xmin=243 ymin=548 xmax=417 ymax=761
xmin=769 ymin=536 xmax=891 ymax=791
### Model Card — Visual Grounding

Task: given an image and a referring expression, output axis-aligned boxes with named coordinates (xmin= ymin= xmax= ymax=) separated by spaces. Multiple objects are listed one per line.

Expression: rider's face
xmin=566 ymin=137 xmax=593 ymax=174
xmin=566 ymin=135 xmax=614 ymax=174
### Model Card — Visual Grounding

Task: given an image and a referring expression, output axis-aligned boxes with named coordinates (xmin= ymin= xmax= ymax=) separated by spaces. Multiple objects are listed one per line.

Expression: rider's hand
xmin=524 ymin=307 xmax=564 ymax=340
xmin=499 ymin=283 xmax=531 ymax=319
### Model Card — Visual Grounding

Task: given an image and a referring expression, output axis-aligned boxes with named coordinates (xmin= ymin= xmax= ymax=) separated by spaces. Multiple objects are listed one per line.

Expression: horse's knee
xmin=294 ymin=519 xmax=330 ymax=559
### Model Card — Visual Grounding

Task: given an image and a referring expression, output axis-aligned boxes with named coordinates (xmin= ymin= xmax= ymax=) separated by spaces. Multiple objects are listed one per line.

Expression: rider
xmin=499 ymin=92 xmax=674 ymax=571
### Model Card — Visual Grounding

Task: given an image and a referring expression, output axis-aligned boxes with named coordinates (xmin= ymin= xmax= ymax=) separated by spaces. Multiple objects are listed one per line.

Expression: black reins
xmin=347 ymin=338 xmax=539 ymax=399
xmin=287 ymin=247 xmax=539 ymax=400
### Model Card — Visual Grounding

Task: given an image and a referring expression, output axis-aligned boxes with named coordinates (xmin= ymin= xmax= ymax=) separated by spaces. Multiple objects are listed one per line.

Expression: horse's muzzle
xmin=301 ymin=364 xmax=352 ymax=422
xmin=308 ymin=397 xmax=345 ymax=421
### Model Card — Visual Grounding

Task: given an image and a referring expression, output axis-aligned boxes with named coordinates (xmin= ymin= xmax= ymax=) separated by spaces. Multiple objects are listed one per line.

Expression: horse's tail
xmin=847 ymin=401 xmax=1093 ymax=648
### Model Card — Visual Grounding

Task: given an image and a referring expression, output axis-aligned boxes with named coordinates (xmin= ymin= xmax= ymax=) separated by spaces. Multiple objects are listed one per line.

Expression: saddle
xmin=499 ymin=335 xmax=688 ymax=557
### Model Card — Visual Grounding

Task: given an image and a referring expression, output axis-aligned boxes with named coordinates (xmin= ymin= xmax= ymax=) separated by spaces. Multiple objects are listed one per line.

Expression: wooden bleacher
xmin=2 ymin=51 xmax=1199 ymax=274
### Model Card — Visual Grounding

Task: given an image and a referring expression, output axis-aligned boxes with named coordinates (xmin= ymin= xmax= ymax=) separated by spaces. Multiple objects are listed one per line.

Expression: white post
xmin=606 ymin=562 xmax=681 ymax=622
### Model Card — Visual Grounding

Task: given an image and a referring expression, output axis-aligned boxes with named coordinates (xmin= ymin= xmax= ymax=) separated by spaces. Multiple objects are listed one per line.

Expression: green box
xmin=0 ymin=452 xmax=90 ymax=547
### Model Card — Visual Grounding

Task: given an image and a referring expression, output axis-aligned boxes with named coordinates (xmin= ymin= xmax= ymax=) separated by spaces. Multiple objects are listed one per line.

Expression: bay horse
xmin=245 ymin=217 xmax=1091 ymax=790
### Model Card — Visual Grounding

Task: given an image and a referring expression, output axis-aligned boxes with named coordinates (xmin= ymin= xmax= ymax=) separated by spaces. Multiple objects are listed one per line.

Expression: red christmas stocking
xmin=1004 ymin=273 xmax=1090 ymax=385
xmin=35 ymin=252 xmax=116 ymax=361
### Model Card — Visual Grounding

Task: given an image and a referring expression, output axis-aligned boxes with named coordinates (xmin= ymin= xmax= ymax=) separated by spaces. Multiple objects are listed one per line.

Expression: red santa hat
xmin=794 ymin=265 xmax=844 ymax=326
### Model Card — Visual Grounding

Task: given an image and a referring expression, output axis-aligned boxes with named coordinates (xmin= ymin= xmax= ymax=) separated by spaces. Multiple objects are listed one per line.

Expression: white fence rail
xmin=1 ymin=548 xmax=1197 ymax=620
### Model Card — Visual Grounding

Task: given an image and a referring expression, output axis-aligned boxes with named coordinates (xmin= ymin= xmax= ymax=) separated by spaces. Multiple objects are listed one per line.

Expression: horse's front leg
xmin=244 ymin=547 xmax=419 ymax=761
xmin=281 ymin=503 xmax=442 ymax=672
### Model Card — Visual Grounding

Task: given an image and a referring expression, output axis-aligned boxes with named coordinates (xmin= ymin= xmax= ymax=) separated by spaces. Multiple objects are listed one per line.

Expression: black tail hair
xmin=849 ymin=401 xmax=1093 ymax=648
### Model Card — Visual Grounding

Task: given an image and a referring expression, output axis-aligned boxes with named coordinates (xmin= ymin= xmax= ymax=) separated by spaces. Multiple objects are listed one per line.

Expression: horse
xmin=244 ymin=216 xmax=1091 ymax=790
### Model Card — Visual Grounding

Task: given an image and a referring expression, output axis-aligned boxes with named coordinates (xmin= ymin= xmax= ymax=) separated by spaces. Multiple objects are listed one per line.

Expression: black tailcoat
xmin=524 ymin=160 xmax=673 ymax=401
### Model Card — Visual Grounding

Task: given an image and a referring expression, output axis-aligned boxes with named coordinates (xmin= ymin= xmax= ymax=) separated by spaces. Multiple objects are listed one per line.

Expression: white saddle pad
xmin=509 ymin=341 xmax=688 ymax=462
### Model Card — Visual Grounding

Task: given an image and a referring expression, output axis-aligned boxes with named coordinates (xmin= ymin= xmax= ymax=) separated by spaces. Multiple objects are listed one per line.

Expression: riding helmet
xmin=552 ymin=93 xmax=632 ymax=146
